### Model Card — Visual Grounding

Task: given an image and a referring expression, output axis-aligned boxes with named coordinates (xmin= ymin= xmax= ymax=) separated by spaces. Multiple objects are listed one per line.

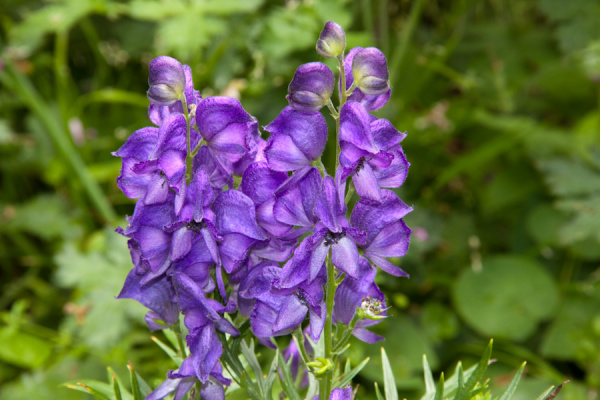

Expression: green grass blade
xmin=381 ymin=347 xmax=398 ymax=400
xmin=277 ymin=350 xmax=302 ymax=400
xmin=433 ymin=372 xmax=445 ymax=400
xmin=336 ymin=357 xmax=370 ymax=388
xmin=498 ymin=362 xmax=527 ymax=400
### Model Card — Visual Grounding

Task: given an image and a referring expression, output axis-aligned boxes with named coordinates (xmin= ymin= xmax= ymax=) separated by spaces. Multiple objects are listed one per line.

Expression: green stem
xmin=182 ymin=96 xmax=193 ymax=185
xmin=320 ymin=251 xmax=336 ymax=400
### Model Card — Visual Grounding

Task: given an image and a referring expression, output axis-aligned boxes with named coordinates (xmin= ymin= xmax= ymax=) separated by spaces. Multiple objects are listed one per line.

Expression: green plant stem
xmin=182 ymin=96 xmax=193 ymax=185
xmin=319 ymin=252 xmax=336 ymax=400
xmin=0 ymin=59 xmax=116 ymax=223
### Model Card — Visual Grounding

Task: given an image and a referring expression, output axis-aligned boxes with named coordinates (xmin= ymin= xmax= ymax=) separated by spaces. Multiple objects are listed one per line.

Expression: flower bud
xmin=147 ymin=56 xmax=186 ymax=106
xmin=351 ymin=47 xmax=390 ymax=96
xmin=286 ymin=62 xmax=335 ymax=113
xmin=316 ymin=21 xmax=346 ymax=58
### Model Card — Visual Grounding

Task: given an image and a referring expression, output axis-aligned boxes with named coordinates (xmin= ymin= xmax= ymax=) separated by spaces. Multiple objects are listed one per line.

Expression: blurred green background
xmin=2 ymin=0 xmax=600 ymax=399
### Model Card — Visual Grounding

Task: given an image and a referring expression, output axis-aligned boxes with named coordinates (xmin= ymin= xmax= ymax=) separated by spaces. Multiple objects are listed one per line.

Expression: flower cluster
xmin=113 ymin=22 xmax=411 ymax=400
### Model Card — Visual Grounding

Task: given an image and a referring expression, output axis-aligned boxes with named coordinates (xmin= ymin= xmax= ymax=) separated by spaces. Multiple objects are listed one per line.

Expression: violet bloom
xmin=147 ymin=56 xmax=185 ymax=106
xmin=313 ymin=386 xmax=352 ymax=400
xmin=352 ymin=47 xmax=390 ymax=96
xmin=195 ymin=96 xmax=258 ymax=165
xmin=238 ymin=262 xmax=326 ymax=342
xmin=334 ymin=257 xmax=387 ymax=343
xmin=149 ymin=64 xmax=202 ymax=127
xmin=350 ymin=190 xmax=412 ymax=277
xmin=343 ymin=47 xmax=390 ymax=111
xmin=273 ymin=167 xmax=322 ymax=231
xmin=213 ymin=190 xmax=268 ymax=274
xmin=264 ymin=106 xmax=328 ymax=171
xmin=339 ymin=101 xmax=408 ymax=203
xmin=172 ymin=273 xmax=238 ymax=383
xmin=316 ymin=21 xmax=346 ymax=59
xmin=279 ymin=175 xmax=365 ymax=286
xmin=287 ymin=62 xmax=335 ymax=113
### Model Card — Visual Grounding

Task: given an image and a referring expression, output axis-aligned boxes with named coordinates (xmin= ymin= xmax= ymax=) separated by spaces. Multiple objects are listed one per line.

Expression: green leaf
xmin=0 ymin=326 xmax=53 ymax=368
xmin=240 ymin=340 xmax=266 ymax=396
xmin=454 ymin=340 xmax=492 ymax=400
xmin=453 ymin=256 xmax=559 ymax=340
xmin=381 ymin=347 xmax=398 ymax=400
xmin=276 ymin=350 xmax=302 ymax=400
xmin=65 ymin=381 xmax=112 ymax=400
xmin=422 ymin=355 xmax=436 ymax=397
xmin=497 ymin=362 xmax=527 ymax=400
xmin=539 ymin=158 xmax=600 ymax=197
xmin=336 ymin=357 xmax=370 ymax=388
xmin=433 ymin=373 xmax=445 ymax=400
xmin=54 ymin=231 xmax=146 ymax=350
xmin=150 ymin=336 xmax=182 ymax=366
xmin=374 ymin=382 xmax=385 ymax=400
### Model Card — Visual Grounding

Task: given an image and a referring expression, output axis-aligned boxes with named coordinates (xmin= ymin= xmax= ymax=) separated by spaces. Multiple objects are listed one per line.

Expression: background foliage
xmin=1 ymin=0 xmax=600 ymax=398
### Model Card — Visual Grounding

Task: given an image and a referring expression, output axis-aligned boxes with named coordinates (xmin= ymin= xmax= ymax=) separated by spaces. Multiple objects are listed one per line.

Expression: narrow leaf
xmin=277 ymin=350 xmax=302 ymax=400
xmin=536 ymin=386 xmax=556 ymax=400
xmin=336 ymin=357 xmax=370 ymax=388
xmin=264 ymin=350 xmax=279 ymax=396
xmin=151 ymin=336 xmax=183 ymax=366
xmin=374 ymin=382 xmax=385 ymax=400
xmin=433 ymin=372 xmax=445 ymax=400
xmin=455 ymin=340 xmax=492 ymax=400
xmin=77 ymin=382 xmax=112 ymax=400
xmin=544 ymin=380 xmax=569 ymax=400
xmin=423 ymin=354 xmax=436 ymax=394
xmin=108 ymin=368 xmax=123 ymax=400
xmin=381 ymin=347 xmax=398 ymax=400
xmin=498 ymin=362 xmax=527 ymax=400
xmin=240 ymin=340 xmax=266 ymax=395
xmin=128 ymin=362 xmax=143 ymax=400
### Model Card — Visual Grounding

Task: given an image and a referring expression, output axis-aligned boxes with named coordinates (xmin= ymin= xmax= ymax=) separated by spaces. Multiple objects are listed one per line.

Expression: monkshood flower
xmin=273 ymin=167 xmax=322 ymax=231
xmin=213 ymin=190 xmax=268 ymax=274
xmin=287 ymin=62 xmax=335 ymax=113
xmin=339 ymin=102 xmax=409 ymax=202
xmin=113 ymin=112 xmax=199 ymax=214
xmin=352 ymin=47 xmax=390 ymax=96
xmin=264 ymin=106 xmax=328 ymax=171
xmin=238 ymin=261 xmax=326 ymax=342
xmin=316 ymin=21 xmax=346 ymax=59
xmin=279 ymin=175 xmax=365 ymax=287
xmin=343 ymin=47 xmax=391 ymax=111
xmin=147 ymin=56 xmax=185 ymax=106
xmin=351 ymin=190 xmax=412 ymax=277
xmin=313 ymin=386 xmax=352 ymax=400
xmin=334 ymin=257 xmax=387 ymax=343
xmin=195 ymin=96 xmax=258 ymax=165
xmin=149 ymin=62 xmax=202 ymax=126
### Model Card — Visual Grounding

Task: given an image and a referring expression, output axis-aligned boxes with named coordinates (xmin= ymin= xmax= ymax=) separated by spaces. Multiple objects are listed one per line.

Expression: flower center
xmin=360 ymin=295 xmax=383 ymax=317
xmin=186 ymin=219 xmax=206 ymax=234
xmin=324 ymin=230 xmax=346 ymax=246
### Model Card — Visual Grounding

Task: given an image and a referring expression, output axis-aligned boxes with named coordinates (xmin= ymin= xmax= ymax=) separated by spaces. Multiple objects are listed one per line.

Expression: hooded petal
xmin=339 ymin=102 xmax=378 ymax=154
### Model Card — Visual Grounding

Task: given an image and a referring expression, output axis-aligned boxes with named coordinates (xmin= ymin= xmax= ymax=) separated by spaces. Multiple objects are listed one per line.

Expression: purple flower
xmin=213 ymin=190 xmax=268 ymax=274
xmin=238 ymin=262 xmax=326 ymax=341
xmin=343 ymin=48 xmax=390 ymax=111
xmin=351 ymin=47 xmax=390 ymax=96
xmin=147 ymin=56 xmax=186 ymax=106
xmin=313 ymin=386 xmax=352 ymax=400
xmin=339 ymin=102 xmax=408 ymax=202
xmin=273 ymin=167 xmax=322 ymax=229
xmin=173 ymin=273 xmax=238 ymax=382
xmin=287 ymin=62 xmax=335 ymax=113
xmin=195 ymin=97 xmax=258 ymax=164
xmin=316 ymin=21 xmax=346 ymax=59
xmin=149 ymin=64 xmax=202 ymax=126
xmin=350 ymin=190 xmax=412 ymax=277
xmin=334 ymin=257 xmax=387 ymax=343
xmin=264 ymin=106 xmax=328 ymax=171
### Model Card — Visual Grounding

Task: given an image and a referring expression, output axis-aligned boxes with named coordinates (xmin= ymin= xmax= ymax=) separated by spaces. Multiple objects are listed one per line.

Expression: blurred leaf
xmin=54 ymin=230 xmax=146 ymax=349
xmin=525 ymin=204 xmax=570 ymax=246
xmin=541 ymin=293 xmax=600 ymax=362
xmin=420 ymin=302 xmax=459 ymax=343
xmin=453 ymin=256 xmax=559 ymax=340
xmin=555 ymin=197 xmax=600 ymax=244
xmin=538 ymin=0 xmax=600 ymax=53
xmin=260 ymin=6 xmax=320 ymax=59
xmin=539 ymin=158 xmax=600 ymax=197
xmin=2 ymin=194 xmax=80 ymax=240
xmin=8 ymin=0 xmax=108 ymax=55
xmin=0 ymin=326 xmax=53 ymax=368
xmin=156 ymin=13 xmax=225 ymax=60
